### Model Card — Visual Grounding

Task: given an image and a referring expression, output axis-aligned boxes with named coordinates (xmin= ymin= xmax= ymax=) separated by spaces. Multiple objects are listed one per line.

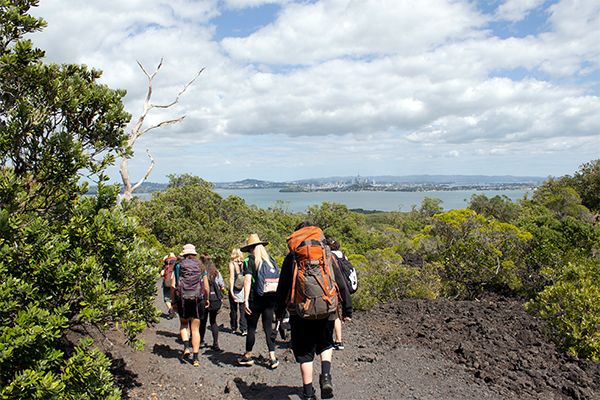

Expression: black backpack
xmin=207 ymin=274 xmax=222 ymax=311
xmin=333 ymin=252 xmax=358 ymax=294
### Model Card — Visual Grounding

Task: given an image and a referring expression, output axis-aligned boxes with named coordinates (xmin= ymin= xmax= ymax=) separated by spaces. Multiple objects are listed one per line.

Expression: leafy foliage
xmin=1 ymin=2 xmax=158 ymax=397
xmin=526 ymin=261 xmax=600 ymax=360
xmin=414 ymin=209 xmax=532 ymax=298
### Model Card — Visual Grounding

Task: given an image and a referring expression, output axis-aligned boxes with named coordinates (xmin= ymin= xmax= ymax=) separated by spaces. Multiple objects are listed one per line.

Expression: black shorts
xmin=290 ymin=315 xmax=334 ymax=364
xmin=176 ymin=297 xmax=206 ymax=320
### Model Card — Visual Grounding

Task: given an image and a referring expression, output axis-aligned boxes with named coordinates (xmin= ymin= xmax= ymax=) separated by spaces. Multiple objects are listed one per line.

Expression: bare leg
xmin=334 ymin=318 xmax=342 ymax=343
xmin=190 ymin=318 xmax=201 ymax=353
xmin=179 ymin=318 xmax=190 ymax=342
xmin=300 ymin=361 xmax=313 ymax=385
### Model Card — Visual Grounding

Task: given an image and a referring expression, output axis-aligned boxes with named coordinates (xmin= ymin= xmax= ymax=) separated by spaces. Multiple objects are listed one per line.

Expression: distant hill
xmin=88 ymin=175 xmax=546 ymax=194
xmin=214 ymin=174 xmax=545 ymax=189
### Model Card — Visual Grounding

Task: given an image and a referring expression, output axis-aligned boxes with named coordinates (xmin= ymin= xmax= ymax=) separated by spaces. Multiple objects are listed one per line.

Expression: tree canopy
xmin=1 ymin=1 xmax=158 ymax=397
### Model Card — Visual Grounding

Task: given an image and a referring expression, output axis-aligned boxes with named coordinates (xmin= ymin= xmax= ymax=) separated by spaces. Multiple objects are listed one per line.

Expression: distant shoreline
xmin=279 ymin=183 xmax=538 ymax=193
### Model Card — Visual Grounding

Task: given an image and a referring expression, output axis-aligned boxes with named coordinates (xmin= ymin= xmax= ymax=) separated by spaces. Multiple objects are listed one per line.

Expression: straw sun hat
xmin=240 ymin=234 xmax=269 ymax=252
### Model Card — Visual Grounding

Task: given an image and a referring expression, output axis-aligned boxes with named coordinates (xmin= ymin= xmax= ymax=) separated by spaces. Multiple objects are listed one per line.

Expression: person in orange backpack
xmin=275 ymin=222 xmax=352 ymax=400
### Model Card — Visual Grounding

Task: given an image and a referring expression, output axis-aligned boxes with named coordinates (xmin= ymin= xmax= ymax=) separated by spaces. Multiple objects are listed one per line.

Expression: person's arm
xmin=228 ymin=262 xmax=236 ymax=294
xmin=275 ymin=253 xmax=293 ymax=320
xmin=217 ymin=272 xmax=226 ymax=292
xmin=243 ymin=257 xmax=253 ymax=314
xmin=170 ymin=265 xmax=178 ymax=311
xmin=332 ymin=256 xmax=352 ymax=320
xmin=203 ymin=274 xmax=210 ymax=308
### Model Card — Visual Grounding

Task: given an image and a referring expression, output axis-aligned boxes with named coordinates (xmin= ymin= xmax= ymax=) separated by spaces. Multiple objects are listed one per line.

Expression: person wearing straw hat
xmin=238 ymin=234 xmax=280 ymax=369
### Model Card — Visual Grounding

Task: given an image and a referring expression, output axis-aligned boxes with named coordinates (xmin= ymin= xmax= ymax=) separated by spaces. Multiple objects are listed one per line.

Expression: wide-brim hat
xmin=240 ymin=234 xmax=269 ymax=252
xmin=181 ymin=244 xmax=198 ymax=256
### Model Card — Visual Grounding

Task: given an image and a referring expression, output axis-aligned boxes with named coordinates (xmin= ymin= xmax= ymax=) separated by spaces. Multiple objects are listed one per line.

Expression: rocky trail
xmin=92 ymin=286 xmax=599 ymax=399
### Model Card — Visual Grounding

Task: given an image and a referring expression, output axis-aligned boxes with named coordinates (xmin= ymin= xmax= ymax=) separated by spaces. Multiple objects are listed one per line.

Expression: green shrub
xmin=526 ymin=261 xmax=600 ymax=360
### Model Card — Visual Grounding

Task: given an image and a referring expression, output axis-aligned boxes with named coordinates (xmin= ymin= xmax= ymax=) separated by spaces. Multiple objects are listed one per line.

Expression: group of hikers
xmin=160 ymin=221 xmax=358 ymax=400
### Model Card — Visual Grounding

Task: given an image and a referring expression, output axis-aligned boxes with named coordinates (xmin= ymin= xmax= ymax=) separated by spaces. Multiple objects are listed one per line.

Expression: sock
xmin=321 ymin=361 xmax=331 ymax=376
xmin=193 ymin=352 xmax=198 ymax=360
xmin=303 ymin=383 xmax=313 ymax=396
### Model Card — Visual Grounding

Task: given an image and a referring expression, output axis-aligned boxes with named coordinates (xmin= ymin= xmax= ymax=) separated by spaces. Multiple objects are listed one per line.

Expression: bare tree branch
xmin=116 ymin=60 xmax=203 ymax=206
xmin=131 ymin=150 xmax=155 ymax=193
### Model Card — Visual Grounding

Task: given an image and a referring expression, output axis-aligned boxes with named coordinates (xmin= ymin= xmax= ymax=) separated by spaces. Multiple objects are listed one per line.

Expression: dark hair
xmin=294 ymin=221 xmax=314 ymax=231
xmin=200 ymin=253 xmax=218 ymax=279
xmin=324 ymin=234 xmax=340 ymax=251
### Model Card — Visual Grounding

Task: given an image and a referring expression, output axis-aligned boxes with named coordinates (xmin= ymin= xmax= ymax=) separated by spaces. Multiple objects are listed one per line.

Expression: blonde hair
xmin=253 ymin=244 xmax=274 ymax=270
xmin=230 ymin=248 xmax=244 ymax=263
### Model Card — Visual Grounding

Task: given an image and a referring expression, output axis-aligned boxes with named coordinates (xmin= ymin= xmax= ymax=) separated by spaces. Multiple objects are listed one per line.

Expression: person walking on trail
xmin=170 ymin=244 xmax=210 ymax=367
xmin=239 ymin=234 xmax=280 ymax=369
xmin=199 ymin=253 xmax=225 ymax=351
xmin=161 ymin=252 xmax=177 ymax=319
xmin=228 ymin=248 xmax=247 ymax=336
xmin=275 ymin=222 xmax=353 ymax=400
xmin=324 ymin=234 xmax=356 ymax=351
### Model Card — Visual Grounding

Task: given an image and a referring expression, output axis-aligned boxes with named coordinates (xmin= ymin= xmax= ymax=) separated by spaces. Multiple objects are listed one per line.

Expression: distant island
xmin=87 ymin=174 xmax=544 ymax=195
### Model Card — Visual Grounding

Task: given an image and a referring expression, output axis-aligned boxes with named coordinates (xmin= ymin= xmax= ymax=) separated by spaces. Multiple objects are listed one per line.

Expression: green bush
xmin=352 ymin=249 xmax=439 ymax=310
xmin=526 ymin=261 xmax=600 ymax=360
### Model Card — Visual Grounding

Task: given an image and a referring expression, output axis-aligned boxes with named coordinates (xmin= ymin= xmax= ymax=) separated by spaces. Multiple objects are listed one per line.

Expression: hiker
xmin=198 ymin=253 xmax=225 ymax=351
xmin=161 ymin=252 xmax=177 ymax=319
xmin=170 ymin=244 xmax=210 ymax=367
xmin=324 ymin=234 xmax=357 ymax=351
xmin=239 ymin=234 xmax=279 ymax=369
xmin=228 ymin=247 xmax=247 ymax=336
xmin=275 ymin=222 xmax=353 ymax=400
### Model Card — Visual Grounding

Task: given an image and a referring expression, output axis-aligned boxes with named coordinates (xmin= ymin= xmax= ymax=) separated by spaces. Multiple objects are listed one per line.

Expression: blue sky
xmin=29 ymin=0 xmax=599 ymax=183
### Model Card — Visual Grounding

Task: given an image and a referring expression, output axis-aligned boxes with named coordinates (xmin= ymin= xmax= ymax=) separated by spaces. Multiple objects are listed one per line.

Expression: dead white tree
xmin=116 ymin=59 xmax=204 ymax=206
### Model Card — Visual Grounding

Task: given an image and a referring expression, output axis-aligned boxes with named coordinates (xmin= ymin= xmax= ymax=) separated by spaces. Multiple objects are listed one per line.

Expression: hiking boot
xmin=238 ymin=355 xmax=254 ymax=366
xmin=320 ymin=373 xmax=333 ymax=399
xmin=333 ymin=342 xmax=344 ymax=350
xmin=269 ymin=358 xmax=279 ymax=369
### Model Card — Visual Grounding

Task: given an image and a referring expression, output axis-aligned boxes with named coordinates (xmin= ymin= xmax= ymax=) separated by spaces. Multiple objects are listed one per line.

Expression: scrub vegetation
xmin=1 ymin=2 xmax=598 ymax=398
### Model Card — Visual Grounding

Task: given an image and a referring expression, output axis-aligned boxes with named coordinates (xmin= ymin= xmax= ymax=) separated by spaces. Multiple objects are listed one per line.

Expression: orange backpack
xmin=286 ymin=226 xmax=338 ymax=320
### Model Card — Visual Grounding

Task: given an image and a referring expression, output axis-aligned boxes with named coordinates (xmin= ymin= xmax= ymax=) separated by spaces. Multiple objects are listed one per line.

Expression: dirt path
xmin=96 ymin=286 xmax=599 ymax=400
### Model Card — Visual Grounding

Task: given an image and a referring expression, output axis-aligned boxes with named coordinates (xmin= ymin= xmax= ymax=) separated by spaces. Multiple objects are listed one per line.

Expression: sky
xmin=27 ymin=0 xmax=599 ymax=183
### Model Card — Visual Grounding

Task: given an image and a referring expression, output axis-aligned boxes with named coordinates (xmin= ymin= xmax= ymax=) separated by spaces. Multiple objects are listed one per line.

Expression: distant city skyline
xmin=29 ymin=0 xmax=599 ymax=184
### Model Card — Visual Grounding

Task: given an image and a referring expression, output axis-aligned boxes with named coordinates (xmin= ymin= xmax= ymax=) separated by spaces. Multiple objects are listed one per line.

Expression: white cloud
xmin=24 ymin=0 xmax=600 ymax=183
xmin=494 ymin=0 xmax=547 ymax=22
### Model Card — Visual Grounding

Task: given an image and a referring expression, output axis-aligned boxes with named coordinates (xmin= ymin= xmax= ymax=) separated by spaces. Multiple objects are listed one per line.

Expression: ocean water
xmin=210 ymin=188 xmax=533 ymax=213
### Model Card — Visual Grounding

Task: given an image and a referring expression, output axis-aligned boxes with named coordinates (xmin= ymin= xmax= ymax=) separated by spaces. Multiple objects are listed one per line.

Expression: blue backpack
xmin=253 ymin=257 xmax=279 ymax=296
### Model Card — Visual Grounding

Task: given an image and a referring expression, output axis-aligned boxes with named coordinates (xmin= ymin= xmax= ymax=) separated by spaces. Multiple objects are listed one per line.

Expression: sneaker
xmin=212 ymin=344 xmax=221 ymax=352
xmin=168 ymin=309 xmax=176 ymax=319
xmin=199 ymin=341 xmax=207 ymax=349
xmin=334 ymin=342 xmax=344 ymax=350
xmin=320 ymin=373 xmax=333 ymax=399
xmin=269 ymin=358 xmax=279 ymax=369
xmin=193 ymin=358 xmax=200 ymax=367
xmin=182 ymin=347 xmax=191 ymax=359
xmin=303 ymin=393 xmax=316 ymax=400
xmin=233 ymin=329 xmax=241 ymax=335
xmin=238 ymin=355 xmax=254 ymax=366
xmin=241 ymin=330 xmax=248 ymax=336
